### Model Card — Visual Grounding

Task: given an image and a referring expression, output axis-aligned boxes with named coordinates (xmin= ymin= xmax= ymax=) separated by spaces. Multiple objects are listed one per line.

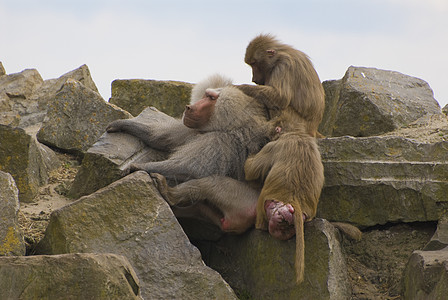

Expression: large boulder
xmin=317 ymin=136 xmax=448 ymax=227
xmin=194 ymin=218 xmax=351 ymax=299
xmin=0 ymin=253 xmax=142 ymax=299
xmin=0 ymin=125 xmax=60 ymax=202
xmin=37 ymin=79 xmax=132 ymax=154
xmin=69 ymin=107 xmax=169 ymax=199
xmin=0 ymin=68 xmax=43 ymax=127
xmin=402 ymin=248 xmax=448 ymax=299
xmin=0 ymin=64 xmax=99 ymax=130
xmin=0 ymin=171 xmax=25 ymax=256
xmin=319 ymin=66 xmax=441 ymax=137
xmin=37 ymin=171 xmax=237 ymax=299
xmin=110 ymin=79 xmax=192 ymax=117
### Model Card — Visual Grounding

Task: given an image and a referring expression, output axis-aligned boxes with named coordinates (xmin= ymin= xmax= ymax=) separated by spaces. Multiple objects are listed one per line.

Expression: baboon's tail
xmin=294 ymin=204 xmax=305 ymax=284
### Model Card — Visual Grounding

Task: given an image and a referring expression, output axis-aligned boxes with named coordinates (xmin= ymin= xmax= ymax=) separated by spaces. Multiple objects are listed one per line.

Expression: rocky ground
xmin=18 ymin=114 xmax=447 ymax=299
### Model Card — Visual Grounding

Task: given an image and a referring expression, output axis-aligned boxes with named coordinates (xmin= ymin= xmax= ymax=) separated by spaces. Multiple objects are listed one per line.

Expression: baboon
xmin=107 ymin=74 xmax=274 ymax=183
xmin=244 ymin=127 xmax=324 ymax=283
xmin=106 ymin=75 xmax=273 ymax=233
xmin=238 ymin=34 xmax=360 ymax=283
xmin=237 ymin=34 xmax=325 ymax=137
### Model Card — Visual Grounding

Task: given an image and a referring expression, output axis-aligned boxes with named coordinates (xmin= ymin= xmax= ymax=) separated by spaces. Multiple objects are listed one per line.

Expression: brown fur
xmin=238 ymin=34 xmax=325 ymax=137
xmin=245 ymin=127 xmax=324 ymax=283
xmin=241 ymin=34 xmax=327 ymax=284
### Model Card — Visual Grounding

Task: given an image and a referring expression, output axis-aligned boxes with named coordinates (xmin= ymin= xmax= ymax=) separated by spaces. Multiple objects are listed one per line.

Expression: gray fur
xmin=107 ymin=74 xmax=273 ymax=183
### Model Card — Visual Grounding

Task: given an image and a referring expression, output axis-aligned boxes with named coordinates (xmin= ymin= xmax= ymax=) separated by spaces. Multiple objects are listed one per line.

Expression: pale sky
xmin=1 ymin=0 xmax=447 ymax=107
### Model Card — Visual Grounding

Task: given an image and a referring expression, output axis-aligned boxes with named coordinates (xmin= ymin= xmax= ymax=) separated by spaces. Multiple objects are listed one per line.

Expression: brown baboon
xmin=239 ymin=34 xmax=360 ymax=283
xmin=238 ymin=34 xmax=325 ymax=137
xmin=244 ymin=127 xmax=324 ymax=283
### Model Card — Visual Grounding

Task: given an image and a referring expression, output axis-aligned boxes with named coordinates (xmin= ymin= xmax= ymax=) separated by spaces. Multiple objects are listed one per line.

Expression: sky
xmin=1 ymin=0 xmax=447 ymax=108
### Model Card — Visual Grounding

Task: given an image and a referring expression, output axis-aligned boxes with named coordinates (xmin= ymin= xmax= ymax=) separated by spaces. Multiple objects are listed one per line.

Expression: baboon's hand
xmin=106 ymin=120 xmax=125 ymax=133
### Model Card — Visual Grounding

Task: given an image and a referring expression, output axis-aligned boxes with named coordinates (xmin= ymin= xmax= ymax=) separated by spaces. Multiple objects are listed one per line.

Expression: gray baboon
xmin=107 ymin=74 xmax=273 ymax=183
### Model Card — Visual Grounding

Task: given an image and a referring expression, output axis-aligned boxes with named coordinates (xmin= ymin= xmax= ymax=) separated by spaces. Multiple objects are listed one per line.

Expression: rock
xmin=0 ymin=68 xmax=43 ymax=100
xmin=319 ymin=66 xmax=441 ymax=137
xmin=37 ymin=171 xmax=237 ymax=299
xmin=443 ymin=104 xmax=448 ymax=116
xmin=402 ymin=248 xmax=448 ymax=299
xmin=317 ymin=136 xmax=448 ymax=227
xmin=0 ymin=62 xmax=5 ymax=76
xmin=0 ymin=68 xmax=44 ymax=128
xmin=68 ymin=107 xmax=169 ymax=199
xmin=0 ymin=171 xmax=25 ymax=256
xmin=0 ymin=125 xmax=60 ymax=202
xmin=37 ymin=79 xmax=132 ymax=154
xmin=195 ymin=218 xmax=351 ymax=299
xmin=110 ymin=79 xmax=192 ymax=117
xmin=30 ymin=64 xmax=99 ymax=108
xmin=0 ymin=253 xmax=142 ymax=299
xmin=0 ymin=65 xmax=99 ymax=129
xmin=425 ymin=215 xmax=448 ymax=251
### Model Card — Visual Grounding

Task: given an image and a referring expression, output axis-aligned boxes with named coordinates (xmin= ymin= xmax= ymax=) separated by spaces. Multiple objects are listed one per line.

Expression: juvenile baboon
xmin=238 ymin=34 xmax=325 ymax=137
xmin=244 ymin=127 xmax=324 ymax=283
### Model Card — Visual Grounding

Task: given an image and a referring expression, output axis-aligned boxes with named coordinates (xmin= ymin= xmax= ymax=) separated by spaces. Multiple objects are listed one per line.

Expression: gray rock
xmin=196 ymin=218 xmax=350 ymax=300
xmin=0 ymin=65 xmax=99 ymax=129
xmin=317 ymin=136 xmax=448 ymax=227
xmin=0 ymin=253 xmax=142 ymax=299
xmin=0 ymin=68 xmax=43 ymax=100
xmin=110 ymin=79 xmax=192 ymax=117
xmin=319 ymin=66 xmax=441 ymax=137
xmin=37 ymin=171 xmax=237 ymax=300
xmin=0 ymin=171 xmax=25 ymax=256
xmin=69 ymin=107 xmax=169 ymax=199
xmin=402 ymin=248 xmax=448 ymax=299
xmin=425 ymin=215 xmax=448 ymax=251
xmin=37 ymin=79 xmax=132 ymax=154
xmin=0 ymin=62 xmax=5 ymax=76
xmin=0 ymin=68 xmax=44 ymax=128
xmin=29 ymin=64 xmax=99 ymax=108
xmin=0 ymin=125 xmax=60 ymax=202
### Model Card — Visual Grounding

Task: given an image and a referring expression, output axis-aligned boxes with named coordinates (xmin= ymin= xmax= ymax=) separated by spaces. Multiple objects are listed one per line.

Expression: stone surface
xmin=0 ymin=68 xmax=43 ymax=100
xmin=402 ymin=248 xmax=448 ymax=299
xmin=69 ymin=107 xmax=169 ymax=198
xmin=37 ymin=79 xmax=131 ymax=153
xmin=317 ymin=136 xmax=448 ymax=227
xmin=110 ymin=79 xmax=192 ymax=117
xmin=0 ymin=253 xmax=142 ymax=299
xmin=319 ymin=66 xmax=441 ymax=137
xmin=0 ymin=125 xmax=60 ymax=202
xmin=195 ymin=218 xmax=351 ymax=300
xmin=0 ymin=68 xmax=44 ymax=128
xmin=0 ymin=171 xmax=25 ymax=256
xmin=425 ymin=215 xmax=448 ymax=251
xmin=0 ymin=65 xmax=99 ymax=129
xmin=37 ymin=171 xmax=237 ymax=299
xmin=0 ymin=62 xmax=5 ymax=76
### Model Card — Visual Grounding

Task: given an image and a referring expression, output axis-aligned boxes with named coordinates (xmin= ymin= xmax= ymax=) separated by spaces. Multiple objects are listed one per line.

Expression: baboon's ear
xmin=266 ymin=49 xmax=276 ymax=56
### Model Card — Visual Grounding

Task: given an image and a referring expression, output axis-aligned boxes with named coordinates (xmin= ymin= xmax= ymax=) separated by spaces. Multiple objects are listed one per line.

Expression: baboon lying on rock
xmin=107 ymin=75 xmax=274 ymax=232
xmin=107 ymin=74 xmax=273 ymax=183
